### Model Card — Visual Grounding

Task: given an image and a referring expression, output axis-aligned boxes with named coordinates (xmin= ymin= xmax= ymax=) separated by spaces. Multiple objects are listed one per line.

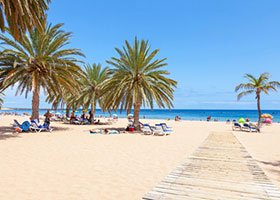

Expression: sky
xmin=2 ymin=0 xmax=280 ymax=109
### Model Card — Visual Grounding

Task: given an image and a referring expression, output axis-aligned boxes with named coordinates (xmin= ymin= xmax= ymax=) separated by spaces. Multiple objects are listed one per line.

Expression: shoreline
xmin=1 ymin=112 xmax=279 ymax=123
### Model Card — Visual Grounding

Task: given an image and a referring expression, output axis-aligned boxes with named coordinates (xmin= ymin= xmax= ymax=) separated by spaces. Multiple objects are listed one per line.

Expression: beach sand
xmin=0 ymin=115 xmax=279 ymax=199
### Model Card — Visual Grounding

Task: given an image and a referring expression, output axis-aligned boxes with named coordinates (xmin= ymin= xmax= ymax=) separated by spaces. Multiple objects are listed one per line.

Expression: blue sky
xmin=3 ymin=0 xmax=280 ymax=109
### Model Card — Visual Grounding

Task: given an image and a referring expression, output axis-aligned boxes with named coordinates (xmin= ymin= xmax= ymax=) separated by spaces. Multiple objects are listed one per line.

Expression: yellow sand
xmin=0 ymin=115 xmax=279 ymax=199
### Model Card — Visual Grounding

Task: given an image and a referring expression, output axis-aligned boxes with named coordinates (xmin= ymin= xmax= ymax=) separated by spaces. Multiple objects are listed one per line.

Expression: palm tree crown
xmin=104 ymin=38 xmax=177 ymax=129
xmin=235 ymin=73 xmax=280 ymax=125
xmin=77 ymin=63 xmax=111 ymax=121
xmin=0 ymin=22 xmax=84 ymax=119
xmin=0 ymin=0 xmax=50 ymax=39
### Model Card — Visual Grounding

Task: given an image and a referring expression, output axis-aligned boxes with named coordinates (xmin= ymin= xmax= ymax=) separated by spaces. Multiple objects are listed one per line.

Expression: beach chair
xmin=157 ymin=124 xmax=173 ymax=135
xmin=108 ymin=129 xmax=119 ymax=134
xmin=30 ymin=120 xmax=52 ymax=132
xmin=232 ymin=122 xmax=242 ymax=131
xmin=141 ymin=124 xmax=154 ymax=135
xmin=153 ymin=124 xmax=168 ymax=136
xmin=160 ymin=123 xmax=173 ymax=131
xmin=242 ymin=123 xmax=258 ymax=132
xmin=13 ymin=119 xmax=21 ymax=127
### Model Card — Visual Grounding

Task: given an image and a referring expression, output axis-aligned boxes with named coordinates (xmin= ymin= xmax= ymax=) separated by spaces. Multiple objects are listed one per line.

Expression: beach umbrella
xmin=261 ymin=113 xmax=273 ymax=119
xmin=238 ymin=118 xmax=245 ymax=123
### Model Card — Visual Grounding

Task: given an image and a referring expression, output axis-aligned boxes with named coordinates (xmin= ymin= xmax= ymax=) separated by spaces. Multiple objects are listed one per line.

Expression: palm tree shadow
xmin=51 ymin=126 xmax=70 ymax=132
xmin=259 ymin=160 xmax=280 ymax=167
xmin=47 ymin=126 xmax=69 ymax=132
xmin=0 ymin=126 xmax=20 ymax=140
xmin=258 ymin=160 xmax=280 ymax=182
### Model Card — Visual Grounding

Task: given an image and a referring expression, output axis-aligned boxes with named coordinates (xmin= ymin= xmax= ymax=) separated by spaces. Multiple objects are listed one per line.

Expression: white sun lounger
xmin=141 ymin=124 xmax=154 ymax=135
xmin=30 ymin=120 xmax=52 ymax=132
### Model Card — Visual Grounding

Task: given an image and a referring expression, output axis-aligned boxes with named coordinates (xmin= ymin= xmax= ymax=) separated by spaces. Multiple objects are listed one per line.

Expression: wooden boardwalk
xmin=143 ymin=132 xmax=280 ymax=200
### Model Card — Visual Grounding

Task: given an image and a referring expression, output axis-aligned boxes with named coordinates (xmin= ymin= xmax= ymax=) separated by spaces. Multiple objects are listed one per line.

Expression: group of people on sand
xmin=69 ymin=110 xmax=93 ymax=124
xmin=69 ymin=110 xmax=118 ymax=125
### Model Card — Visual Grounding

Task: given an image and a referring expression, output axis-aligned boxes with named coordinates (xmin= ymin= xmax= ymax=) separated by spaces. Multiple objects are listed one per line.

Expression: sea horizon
xmin=1 ymin=108 xmax=280 ymax=122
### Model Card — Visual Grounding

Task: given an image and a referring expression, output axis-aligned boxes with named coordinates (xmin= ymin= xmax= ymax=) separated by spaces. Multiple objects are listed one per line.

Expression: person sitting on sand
xmin=81 ymin=111 xmax=86 ymax=120
xmin=44 ymin=110 xmax=52 ymax=128
xmin=104 ymin=128 xmax=109 ymax=134
xmin=70 ymin=111 xmax=76 ymax=124
xmin=175 ymin=116 xmax=181 ymax=121
xmin=88 ymin=110 xmax=94 ymax=123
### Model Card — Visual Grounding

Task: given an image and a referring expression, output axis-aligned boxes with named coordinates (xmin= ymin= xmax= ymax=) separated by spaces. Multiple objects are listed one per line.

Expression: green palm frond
xmin=237 ymin=90 xmax=254 ymax=101
xmin=0 ymin=0 xmax=50 ymax=40
xmin=76 ymin=63 xmax=111 ymax=111
xmin=104 ymin=37 xmax=177 ymax=113
xmin=236 ymin=73 xmax=280 ymax=100
xmin=0 ymin=22 xmax=84 ymax=116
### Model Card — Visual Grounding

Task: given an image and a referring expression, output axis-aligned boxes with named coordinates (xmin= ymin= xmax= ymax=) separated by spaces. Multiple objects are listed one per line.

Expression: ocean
xmin=1 ymin=109 xmax=280 ymax=122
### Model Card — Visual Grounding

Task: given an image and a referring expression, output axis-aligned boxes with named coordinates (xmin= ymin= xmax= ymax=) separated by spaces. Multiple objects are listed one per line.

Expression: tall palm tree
xmin=0 ymin=23 xmax=84 ymax=120
xmin=77 ymin=63 xmax=111 ymax=122
xmin=0 ymin=0 xmax=50 ymax=39
xmin=104 ymin=38 xmax=177 ymax=130
xmin=235 ymin=73 xmax=280 ymax=126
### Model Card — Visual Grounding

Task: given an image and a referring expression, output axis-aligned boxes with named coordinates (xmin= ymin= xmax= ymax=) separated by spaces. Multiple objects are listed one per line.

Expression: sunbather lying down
xmin=90 ymin=128 xmax=120 ymax=134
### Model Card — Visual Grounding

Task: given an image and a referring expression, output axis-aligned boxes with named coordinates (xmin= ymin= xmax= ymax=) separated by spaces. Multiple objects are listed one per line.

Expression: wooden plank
xmin=143 ymin=132 xmax=280 ymax=199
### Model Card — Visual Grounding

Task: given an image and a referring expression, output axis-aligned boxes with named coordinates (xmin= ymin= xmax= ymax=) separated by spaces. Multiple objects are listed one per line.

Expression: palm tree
xmin=235 ymin=73 xmax=280 ymax=126
xmin=0 ymin=92 xmax=4 ymax=109
xmin=46 ymin=86 xmax=80 ymax=116
xmin=0 ymin=23 xmax=84 ymax=120
xmin=104 ymin=38 xmax=177 ymax=130
xmin=77 ymin=63 xmax=111 ymax=122
xmin=0 ymin=0 xmax=50 ymax=39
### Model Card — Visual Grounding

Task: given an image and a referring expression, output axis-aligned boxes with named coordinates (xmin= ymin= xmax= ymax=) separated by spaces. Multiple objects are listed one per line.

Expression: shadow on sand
xmin=0 ymin=126 xmax=20 ymax=140
xmin=259 ymin=160 xmax=280 ymax=167
xmin=51 ymin=126 xmax=70 ymax=132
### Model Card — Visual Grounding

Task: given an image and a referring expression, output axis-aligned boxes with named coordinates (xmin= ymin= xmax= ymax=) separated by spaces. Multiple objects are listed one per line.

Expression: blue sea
xmin=1 ymin=109 xmax=280 ymax=122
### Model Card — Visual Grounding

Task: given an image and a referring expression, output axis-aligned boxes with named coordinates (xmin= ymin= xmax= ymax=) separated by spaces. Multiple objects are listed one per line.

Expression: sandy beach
xmin=0 ymin=115 xmax=279 ymax=200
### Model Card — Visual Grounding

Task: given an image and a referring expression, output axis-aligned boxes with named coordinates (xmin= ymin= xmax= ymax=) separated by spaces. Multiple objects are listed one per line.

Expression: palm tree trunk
xmin=133 ymin=101 xmax=141 ymax=131
xmin=90 ymin=100 xmax=96 ymax=123
xmin=66 ymin=105 xmax=70 ymax=117
xmin=31 ymin=73 xmax=40 ymax=121
xmin=257 ymin=92 xmax=261 ymax=128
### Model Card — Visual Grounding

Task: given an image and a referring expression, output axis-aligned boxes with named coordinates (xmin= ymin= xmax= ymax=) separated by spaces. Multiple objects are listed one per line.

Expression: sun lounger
xmin=13 ymin=119 xmax=21 ymax=127
xmin=108 ymin=130 xmax=119 ymax=134
xmin=153 ymin=125 xmax=166 ymax=136
xmin=232 ymin=122 xmax=258 ymax=132
xmin=157 ymin=124 xmax=173 ymax=135
xmin=160 ymin=123 xmax=173 ymax=132
xmin=30 ymin=120 xmax=52 ymax=132
xmin=232 ymin=122 xmax=242 ymax=131
xmin=141 ymin=124 xmax=154 ymax=135
xmin=90 ymin=129 xmax=102 ymax=134
xmin=242 ymin=123 xmax=258 ymax=132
